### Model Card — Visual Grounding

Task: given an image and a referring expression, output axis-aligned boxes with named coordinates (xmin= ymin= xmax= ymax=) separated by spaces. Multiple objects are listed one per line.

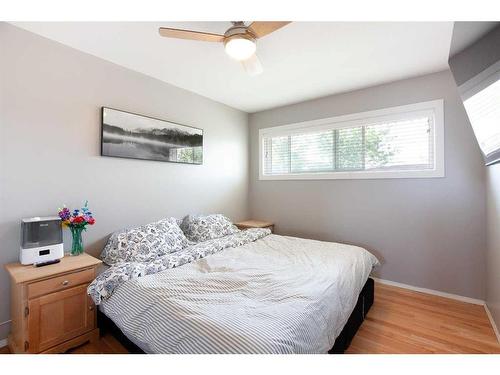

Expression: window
xmin=259 ymin=100 xmax=444 ymax=180
xmin=460 ymin=62 xmax=500 ymax=166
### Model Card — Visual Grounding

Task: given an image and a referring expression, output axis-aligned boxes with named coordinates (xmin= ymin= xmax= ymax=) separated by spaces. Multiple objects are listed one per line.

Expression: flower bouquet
xmin=58 ymin=201 xmax=95 ymax=256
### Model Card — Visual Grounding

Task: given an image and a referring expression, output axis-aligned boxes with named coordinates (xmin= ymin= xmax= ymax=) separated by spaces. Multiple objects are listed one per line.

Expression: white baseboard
xmin=0 ymin=338 xmax=7 ymax=349
xmin=372 ymin=277 xmax=485 ymax=305
xmin=484 ymin=304 xmax=500 ymax=344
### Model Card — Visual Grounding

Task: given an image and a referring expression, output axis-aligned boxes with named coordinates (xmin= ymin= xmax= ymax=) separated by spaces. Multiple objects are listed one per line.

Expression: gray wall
xmin=448 ymin=25 xmax=500 ymax=86
xmin=0 ymin=23 xmax=249 ymax=340
xmin=249 ymin=70 xmax=487 ymax=299
xmin=449 ymin=25 xmax=500 ymax=332
xmin=486 ymin=164 xmax=500 ymax=333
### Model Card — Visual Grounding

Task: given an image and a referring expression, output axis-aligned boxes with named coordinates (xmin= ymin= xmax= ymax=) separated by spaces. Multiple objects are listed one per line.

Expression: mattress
xmin=96 ymin=233 xmax=379 ymax=354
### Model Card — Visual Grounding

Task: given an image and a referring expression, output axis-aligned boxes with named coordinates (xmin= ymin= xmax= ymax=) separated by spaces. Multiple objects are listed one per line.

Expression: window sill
xmin=259 ymin=168 xmax=445 ymax=180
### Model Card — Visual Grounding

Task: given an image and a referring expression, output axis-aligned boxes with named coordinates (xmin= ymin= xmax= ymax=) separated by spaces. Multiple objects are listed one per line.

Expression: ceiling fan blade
xmin=241 ymin=54 xmax=263 ymax=76
xmin=248 ymin=21 xmax=291 ymax=38
xmin=158 ymin=27 xmax=224 ymax=42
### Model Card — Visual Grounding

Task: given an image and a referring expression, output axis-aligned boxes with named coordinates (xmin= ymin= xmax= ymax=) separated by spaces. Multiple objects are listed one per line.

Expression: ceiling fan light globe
xmin=224 ymin=37 xmax=256 ymax=61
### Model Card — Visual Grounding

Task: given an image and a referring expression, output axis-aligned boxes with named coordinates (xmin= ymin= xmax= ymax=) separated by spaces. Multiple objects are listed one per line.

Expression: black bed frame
xmin=97 ymin=277 xmax=374 ymax=354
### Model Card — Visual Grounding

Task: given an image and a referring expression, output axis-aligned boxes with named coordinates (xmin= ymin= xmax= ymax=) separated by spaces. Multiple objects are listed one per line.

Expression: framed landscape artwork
xmin=101 ymin=107 xmax=203 ymax=164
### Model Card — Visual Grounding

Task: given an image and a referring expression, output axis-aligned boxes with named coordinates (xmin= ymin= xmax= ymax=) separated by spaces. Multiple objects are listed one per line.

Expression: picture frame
xmin=101 ymin=107 xmax=203 ymax=164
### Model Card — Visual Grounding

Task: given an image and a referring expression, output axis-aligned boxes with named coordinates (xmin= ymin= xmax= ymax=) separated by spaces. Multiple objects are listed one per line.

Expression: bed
xmin=89 ymin=226 xmax=379 ymax=354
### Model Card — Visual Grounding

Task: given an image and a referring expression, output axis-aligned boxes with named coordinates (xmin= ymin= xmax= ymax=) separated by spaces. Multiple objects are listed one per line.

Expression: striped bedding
xmin=97 ymin=233 xmax=379 ymax=354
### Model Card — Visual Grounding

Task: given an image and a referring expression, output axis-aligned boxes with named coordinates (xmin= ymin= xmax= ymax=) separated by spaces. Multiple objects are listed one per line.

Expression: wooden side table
xmin=235 ymin=220 xmax=274 ymax=233
xmin=5 ymin=253 xmax=102 ymax=353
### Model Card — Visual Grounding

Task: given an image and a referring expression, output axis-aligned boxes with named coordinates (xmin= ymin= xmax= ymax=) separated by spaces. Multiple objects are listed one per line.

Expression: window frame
xmin=459 ymin=60 xmax=500 ymax=166
xmin=258 ymin=99 xmax=445 ymax=180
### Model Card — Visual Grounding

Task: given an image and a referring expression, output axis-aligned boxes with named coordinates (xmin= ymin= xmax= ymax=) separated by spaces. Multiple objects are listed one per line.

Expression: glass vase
xmin=70 ymin=226 xmax=85 ymax=256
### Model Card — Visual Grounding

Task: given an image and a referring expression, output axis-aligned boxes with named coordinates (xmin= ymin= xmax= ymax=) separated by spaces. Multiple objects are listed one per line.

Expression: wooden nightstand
xmin=235 ymin=220 xmax=274 ymax=233
xmin=5 ymin=253 xmax=101 ymax=354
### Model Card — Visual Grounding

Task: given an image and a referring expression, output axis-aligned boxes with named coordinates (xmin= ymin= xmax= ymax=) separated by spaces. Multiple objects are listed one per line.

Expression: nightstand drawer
xmin=27 ymin=268 xmax=94 ymax=299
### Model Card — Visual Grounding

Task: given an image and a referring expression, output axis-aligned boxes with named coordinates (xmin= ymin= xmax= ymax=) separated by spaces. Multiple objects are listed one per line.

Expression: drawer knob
xmin=89 ymin=306 xmax=94 ymax=311
xmin=62 ymin=280 xmax=69 ymax=286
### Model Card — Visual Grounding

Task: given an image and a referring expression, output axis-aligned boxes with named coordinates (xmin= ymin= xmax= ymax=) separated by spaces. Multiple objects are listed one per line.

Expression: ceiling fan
xmin=158 ymin=21 xmax=291 ymax=76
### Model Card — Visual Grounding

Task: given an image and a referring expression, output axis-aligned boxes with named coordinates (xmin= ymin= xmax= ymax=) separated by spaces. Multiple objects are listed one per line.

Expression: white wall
xmin=0 ymin=23 xmax=249 ymax=340
xmin=249 ymin=70 xmax=487 ymax=300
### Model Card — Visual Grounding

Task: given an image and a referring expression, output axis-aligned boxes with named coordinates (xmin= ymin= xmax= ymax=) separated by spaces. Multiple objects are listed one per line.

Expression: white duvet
xmin=100 ymin=234 xmax=379 ymax=354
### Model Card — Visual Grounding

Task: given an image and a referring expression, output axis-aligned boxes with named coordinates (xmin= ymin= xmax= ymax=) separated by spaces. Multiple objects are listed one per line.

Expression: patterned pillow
xmin=101 ymin=218 xmax=189 ymax=265
xmin=180 ymin=214 xmax=239 ymax=243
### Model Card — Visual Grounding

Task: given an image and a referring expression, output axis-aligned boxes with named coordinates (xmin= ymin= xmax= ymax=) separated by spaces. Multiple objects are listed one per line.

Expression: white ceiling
xmin=13 ymin=22 xmax=455 ymax=113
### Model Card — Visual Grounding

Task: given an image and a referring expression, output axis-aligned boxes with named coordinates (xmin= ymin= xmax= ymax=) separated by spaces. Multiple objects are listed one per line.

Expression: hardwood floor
xmin=346 ymin=282 xmax=500 ymax=354
xmin=66 ymin=333 xmax=129 ymax=354
xmin=0 ymin=332 xmax=128 ymax=354
xmin=1 ymin=282 xmax=499 ymax=354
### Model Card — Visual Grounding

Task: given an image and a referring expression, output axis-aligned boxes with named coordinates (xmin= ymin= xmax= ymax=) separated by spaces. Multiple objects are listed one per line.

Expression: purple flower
xmin=58 ymin=207 xmax=71 ymax=220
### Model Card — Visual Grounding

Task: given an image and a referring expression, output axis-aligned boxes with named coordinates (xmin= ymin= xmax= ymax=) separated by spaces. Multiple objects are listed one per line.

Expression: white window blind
xmin=260 ymin=100 xmax=444 ymax=180
xmin=463 ymin=75 xmax=500 ymax=165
